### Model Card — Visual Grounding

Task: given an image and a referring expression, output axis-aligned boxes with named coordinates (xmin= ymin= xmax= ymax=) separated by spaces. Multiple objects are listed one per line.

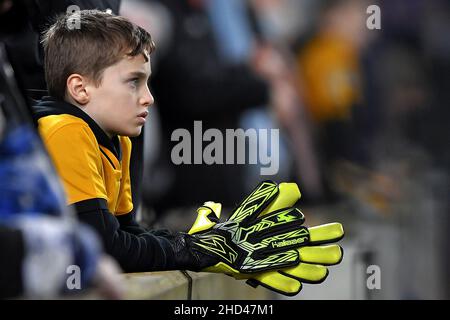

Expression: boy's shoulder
xmin=32 ymin=96 xmax=94 ymax=141
xmin=38 ymin=113 xmax=94 ymax=143
xmin=33 ymin=96 xmax=131 ymax=158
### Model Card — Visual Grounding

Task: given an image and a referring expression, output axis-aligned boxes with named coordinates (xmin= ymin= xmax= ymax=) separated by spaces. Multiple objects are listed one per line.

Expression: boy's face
xmin=84 ymin=53 xmax=154 ymax=138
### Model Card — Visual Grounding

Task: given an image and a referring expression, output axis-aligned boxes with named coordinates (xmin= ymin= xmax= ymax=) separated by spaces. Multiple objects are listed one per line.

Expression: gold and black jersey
xmin=36 ymin=105 xmax=133 ymax=216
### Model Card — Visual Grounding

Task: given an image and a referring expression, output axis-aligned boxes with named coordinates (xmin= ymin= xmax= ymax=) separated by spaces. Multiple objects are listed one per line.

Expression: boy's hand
xmin=176 ymin=181 xmax=344 ymax=295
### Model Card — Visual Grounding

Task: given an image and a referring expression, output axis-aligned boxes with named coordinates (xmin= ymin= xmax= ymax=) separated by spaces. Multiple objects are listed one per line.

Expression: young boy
xmin=34 ymin=10 xmax=344 ymax=296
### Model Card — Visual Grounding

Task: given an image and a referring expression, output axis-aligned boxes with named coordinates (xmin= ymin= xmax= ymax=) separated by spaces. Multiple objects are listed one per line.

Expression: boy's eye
xmin=129 ymin=78 xmax=140 ymax=88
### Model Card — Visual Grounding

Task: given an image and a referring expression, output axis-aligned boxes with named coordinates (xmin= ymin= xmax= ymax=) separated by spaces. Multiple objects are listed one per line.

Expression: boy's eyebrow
xmin=126 ymin=71 xmax=151 ymax=79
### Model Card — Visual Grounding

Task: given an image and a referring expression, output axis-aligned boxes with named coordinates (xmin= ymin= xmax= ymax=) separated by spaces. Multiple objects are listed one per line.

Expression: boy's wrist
xmin=169 ymin=232 xmax=218 ymax=271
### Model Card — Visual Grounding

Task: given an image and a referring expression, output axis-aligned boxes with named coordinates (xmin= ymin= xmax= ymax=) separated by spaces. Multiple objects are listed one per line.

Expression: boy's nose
xmin=141 ymin=87 xmax=154 ymax=107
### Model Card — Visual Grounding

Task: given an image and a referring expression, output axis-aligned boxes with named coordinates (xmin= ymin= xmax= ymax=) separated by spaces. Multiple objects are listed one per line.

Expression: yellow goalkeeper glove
xmin=181 ymin=180 xmax=344 ymax=296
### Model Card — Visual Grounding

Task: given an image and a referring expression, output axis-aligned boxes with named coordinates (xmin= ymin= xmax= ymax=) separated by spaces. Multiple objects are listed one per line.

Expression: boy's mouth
xmin=137 ymin=111 xmax=149 ymax=119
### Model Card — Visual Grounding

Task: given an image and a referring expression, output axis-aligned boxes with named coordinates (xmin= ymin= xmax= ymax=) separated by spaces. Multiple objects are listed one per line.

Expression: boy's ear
xmin=66 ymin=74 xmax=90 ymax=105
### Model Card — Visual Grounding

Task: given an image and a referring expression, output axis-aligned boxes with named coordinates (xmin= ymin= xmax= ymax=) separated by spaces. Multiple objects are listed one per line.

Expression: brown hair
xmin=41 ymin=10 xmax=155 ymax=99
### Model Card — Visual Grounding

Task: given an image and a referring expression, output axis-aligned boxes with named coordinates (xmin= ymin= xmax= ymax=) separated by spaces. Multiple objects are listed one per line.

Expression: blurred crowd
xmin=120 ymin=0 xmax=450 ymax=208
xmin=1 ymin=0 xmax=449 ymax=299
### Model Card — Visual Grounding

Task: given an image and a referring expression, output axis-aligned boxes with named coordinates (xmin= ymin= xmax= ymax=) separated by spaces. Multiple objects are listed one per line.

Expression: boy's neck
xmin=64 ymin=96 xmax=115 ymax=140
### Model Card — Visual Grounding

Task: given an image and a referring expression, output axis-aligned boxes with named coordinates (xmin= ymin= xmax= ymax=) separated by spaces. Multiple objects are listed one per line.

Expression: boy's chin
xmin=129 ymin=128 xmax=143 ymax=137
xmin=118 ymin=126 xmax=143 ymax=137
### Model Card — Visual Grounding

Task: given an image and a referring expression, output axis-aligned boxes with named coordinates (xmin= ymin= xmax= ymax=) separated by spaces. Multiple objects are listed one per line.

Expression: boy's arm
xmin=40 ymin=123 xmax=183 ymax=272
xmin=116 ymin=212 xmax=148 ymax=236
xmin=73 ymin=199 xmax=179 ymax=272
xmin=116 ymin=212 xmax=172 ymax=237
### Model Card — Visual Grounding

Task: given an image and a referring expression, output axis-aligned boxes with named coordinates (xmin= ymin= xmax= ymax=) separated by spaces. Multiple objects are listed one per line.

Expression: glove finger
xmin=244 ymin=208 xmax=306 ymax=244
xmin=259 ymin=182 xmax=301 ymax=217
xmin=298 ymin=244 xmax=344 ymax=265
xmin=203 ymin=201 xmax=222 ymax=219
xmin=280 ymin=262 xmax=329 ymax=284
xmin=252 ymin=227 xmax=310 ymax=259
xmin=256 ymin=207 xmax=305 ymax=228
xmin=241 ymin=249 xmax=299 ymax=273
xmin=188 ymin=202 xmax=222 ymax=235
xmin=308 ymin=223 xmax=344 ymax=244
xmin=228 ymin=180 xmax=278 ymax=224
xmin=246 ymin=271 xmax=302 ymax=296
xmin=247 ymin=209 xmax=309 ymax=261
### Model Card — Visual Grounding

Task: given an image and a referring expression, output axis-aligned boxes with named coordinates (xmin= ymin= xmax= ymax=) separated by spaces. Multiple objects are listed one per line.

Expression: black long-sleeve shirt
xmin=74 ymin=199 xmax=179 ymax=272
